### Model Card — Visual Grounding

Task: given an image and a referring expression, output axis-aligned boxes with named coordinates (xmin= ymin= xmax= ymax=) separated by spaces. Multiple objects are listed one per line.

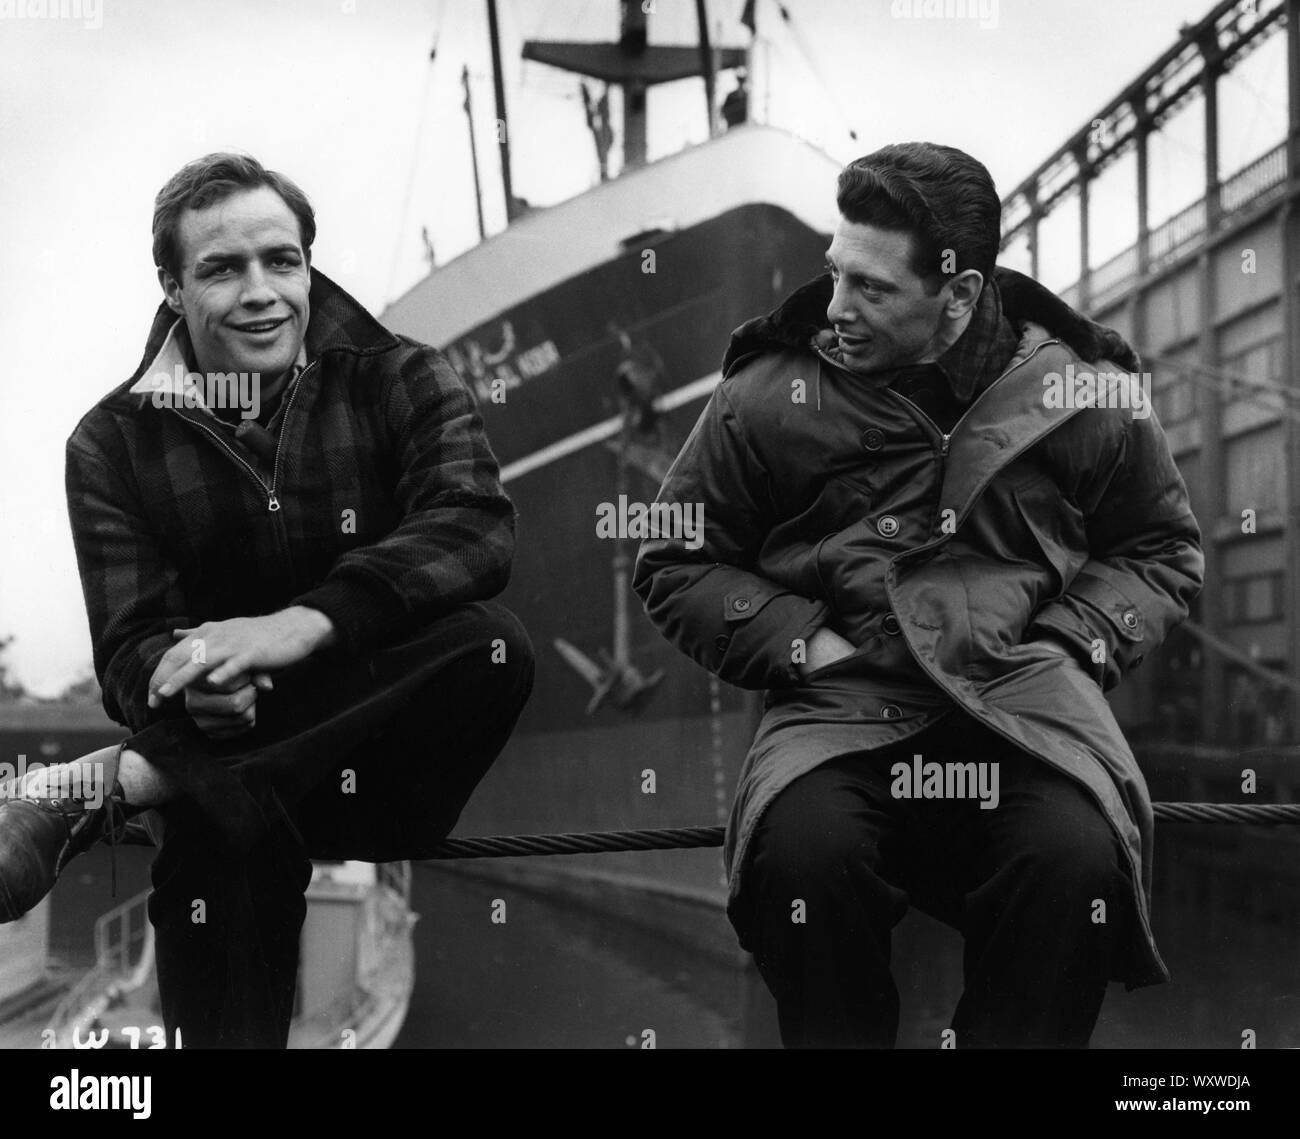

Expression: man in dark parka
xmin=633 ymin=142 xmax=1203 ymax=1048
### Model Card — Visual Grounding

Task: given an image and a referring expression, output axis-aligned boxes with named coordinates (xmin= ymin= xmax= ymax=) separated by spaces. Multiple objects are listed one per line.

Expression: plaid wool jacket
xmin=66 ymin=270 xmax=516 ymax=734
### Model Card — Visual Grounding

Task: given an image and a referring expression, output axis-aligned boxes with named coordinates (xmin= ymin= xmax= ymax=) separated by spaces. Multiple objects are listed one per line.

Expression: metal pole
xmin=1075 ymin=145 xmax=1091 ymax=311
xmin=695 ymin=0 xmax=717 ymax=139
xmin=620 ymin=0 xmax=649 ymax=170
xmin=1135 ymin=107 xmax=1150 ymax=276
xmin=613 ymin=414 xmax=631 ymax=666
xmin=1282 ymin=0 xmax=1300 ymax=741
xmin=1025 ymin=185 xmax=1040 ymax=282
xmin=1201 ymin=31 xmax=1221 ymax=227
xmin=462 ymin=65 xmax=487 ymax=242
xmin=486 ymin=0 xmax=517 ymax=222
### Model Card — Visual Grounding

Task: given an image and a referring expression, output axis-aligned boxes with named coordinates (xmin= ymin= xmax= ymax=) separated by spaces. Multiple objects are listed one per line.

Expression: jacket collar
xmin=807 ymin=273 xmax=1018 ymax=402
xmin=123 ymin=268 xmax=400 ymax=397
xmin=929 ymin=275 xmax=1019 ymax=401
xmin=127 ymin=318 xmax=307 ymax=415
xmin=721 ymin=266 xmax=1141 ymax=384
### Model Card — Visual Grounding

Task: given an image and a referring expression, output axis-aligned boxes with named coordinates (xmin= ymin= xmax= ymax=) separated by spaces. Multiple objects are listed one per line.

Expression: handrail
xmin=1015 ymin=141 xmax=1289 ymax=301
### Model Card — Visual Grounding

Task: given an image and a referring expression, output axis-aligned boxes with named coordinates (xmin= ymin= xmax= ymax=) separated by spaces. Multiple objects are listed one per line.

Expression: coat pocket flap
xmin=723 ymin=584 xmax=784 ymax=622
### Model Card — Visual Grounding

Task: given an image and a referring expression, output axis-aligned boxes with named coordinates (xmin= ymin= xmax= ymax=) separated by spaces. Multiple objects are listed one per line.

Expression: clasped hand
xmin=146 ymin=608 xmax=335 ymax=737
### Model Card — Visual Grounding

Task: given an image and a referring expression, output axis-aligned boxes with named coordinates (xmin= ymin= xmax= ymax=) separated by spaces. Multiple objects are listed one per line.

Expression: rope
xmin=421 ymin=802 xmax=1300 ymax=860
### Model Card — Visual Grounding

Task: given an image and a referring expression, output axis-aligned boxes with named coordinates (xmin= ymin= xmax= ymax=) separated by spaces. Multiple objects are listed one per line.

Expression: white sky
xmin=0 ymin=0 xmax=1278 ymax=695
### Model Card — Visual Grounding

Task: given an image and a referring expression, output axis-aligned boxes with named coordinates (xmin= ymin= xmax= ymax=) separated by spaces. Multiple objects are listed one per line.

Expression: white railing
xmin=1034 ymin=143 xmax=1290 ymax=305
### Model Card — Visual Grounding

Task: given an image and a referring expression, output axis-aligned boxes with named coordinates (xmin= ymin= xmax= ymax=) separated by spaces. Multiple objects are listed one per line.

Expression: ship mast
xmin=522 ymin=0 xmax=744 ymax=174
xmin=460 ymin=64 xmax=487 ymax=242
xmin=523 ymin=1 xmax=743 ymax=716
xmin=694 ymin=0 xmax=718 ymax=140
xmin=485 ymin=0 xmax=521 ymax=221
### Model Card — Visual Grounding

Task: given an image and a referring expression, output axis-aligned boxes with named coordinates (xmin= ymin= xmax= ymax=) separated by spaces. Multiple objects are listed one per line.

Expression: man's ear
xmin=158 ymin=266 xmax=186 ymax=317
xmin=944 ymin=269 xmax=984 ymax=319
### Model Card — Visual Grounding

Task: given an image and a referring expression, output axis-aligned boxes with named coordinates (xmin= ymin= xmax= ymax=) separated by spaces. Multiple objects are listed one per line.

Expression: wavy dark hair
xmin=152 ymin=152 xmax=315 ymax=281
xmin=836 ymin=142 xmax=1000 ymax=293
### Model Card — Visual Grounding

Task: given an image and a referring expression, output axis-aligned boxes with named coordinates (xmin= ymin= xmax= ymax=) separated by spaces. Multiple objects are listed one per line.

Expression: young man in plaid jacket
xmin=0 ymin=154 xmax=534 ymax=1047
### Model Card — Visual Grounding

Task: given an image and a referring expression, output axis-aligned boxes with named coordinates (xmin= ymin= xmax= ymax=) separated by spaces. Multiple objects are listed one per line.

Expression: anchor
xmin=554 ymin=327 xmax=671 ymax=716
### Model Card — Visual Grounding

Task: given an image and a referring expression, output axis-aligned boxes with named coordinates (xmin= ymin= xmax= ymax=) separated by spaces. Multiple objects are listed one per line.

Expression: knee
xmin=466 ymin=608 xmax=535 ymax=728
xmin=394 ymin=603 xmax=535 ymax=710
xmin=443 ymin=602 xmax=535 ymax=690
xmin=739 ymin=798 xmax=902 ymax=955
xmin=750 ymin=819 xmax=860 ymax=895
xmin=474 ymin=602 xmax=535 ymax=678
xmin=747 ymin=789 xmax=882 ymax=903
xmin=1004 ymin=810 xmax=1127 ymax=900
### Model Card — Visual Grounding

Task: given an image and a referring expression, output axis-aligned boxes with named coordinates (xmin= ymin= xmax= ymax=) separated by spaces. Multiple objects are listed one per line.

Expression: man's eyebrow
xmin=825 ymin=256 xmax=899 ymax=291
xmin=194 ymin=243 xmax=302 ymax=267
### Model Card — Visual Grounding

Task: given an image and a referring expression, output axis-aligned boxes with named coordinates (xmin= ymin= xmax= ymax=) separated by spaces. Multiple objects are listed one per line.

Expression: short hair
xmin=152 ymin=153 xmax=316 ymax=282
xmin=836 ymin=142 xmax=1000 ymax=292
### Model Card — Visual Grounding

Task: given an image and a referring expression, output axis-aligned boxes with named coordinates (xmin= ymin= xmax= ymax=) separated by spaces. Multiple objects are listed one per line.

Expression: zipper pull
xmin=268 ymin=493 xmax=281 ymax=513
xmin=941 ymin=434 xmax=950 ymax=457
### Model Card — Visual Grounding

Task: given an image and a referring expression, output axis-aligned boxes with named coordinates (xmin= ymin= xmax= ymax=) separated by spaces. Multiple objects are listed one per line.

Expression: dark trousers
xmin=127 ymin=601 xmax=534 ymax=1048
xmin=736 ymin=712 xmax=1132 ymax=1048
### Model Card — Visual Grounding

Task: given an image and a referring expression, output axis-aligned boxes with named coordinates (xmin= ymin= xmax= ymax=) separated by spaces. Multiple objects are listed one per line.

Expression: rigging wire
xmin=763 ymin=0 xmax=859 ymax=146
xmin=384 ymin=2 xmax=445 ymax=305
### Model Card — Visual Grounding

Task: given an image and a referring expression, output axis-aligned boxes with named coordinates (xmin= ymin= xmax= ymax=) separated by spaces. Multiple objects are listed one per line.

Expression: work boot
xmin=0 ymin=743 xmax=129 ymax=923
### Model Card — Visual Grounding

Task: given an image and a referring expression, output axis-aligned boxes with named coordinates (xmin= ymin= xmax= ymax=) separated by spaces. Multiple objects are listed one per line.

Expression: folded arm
xmin=1025 ymin=407 xmax=1204 ymax=691
xmin=633 ymin=383 xmax=829 ymax=690
xmin=291 ymin=343 xmax=516 ymax=656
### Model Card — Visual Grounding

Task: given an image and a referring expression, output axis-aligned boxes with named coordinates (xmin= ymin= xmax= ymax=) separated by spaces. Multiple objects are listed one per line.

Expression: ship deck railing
xmin=46 ymin=886 xmax=154 ymax=1040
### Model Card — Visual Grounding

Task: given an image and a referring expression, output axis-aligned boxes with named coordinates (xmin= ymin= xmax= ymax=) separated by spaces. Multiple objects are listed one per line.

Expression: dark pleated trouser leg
xmin=134 ymin=601 xmax=535 ymax=1048
xmin=734 ymin=714 xmax=1133 ymax=1049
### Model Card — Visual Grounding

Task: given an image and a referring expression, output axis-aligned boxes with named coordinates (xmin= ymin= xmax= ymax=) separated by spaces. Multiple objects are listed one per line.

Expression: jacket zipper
xmin=172 ymin=410 xmax=271 ymax=504
xmin=816 ymin=338 xmax=1058 ymax=458
xmin=166 ymin=360 xmax=316 ymax=513
xmin=887 ymin=391 xmax=951 ymax=458
xmin=885 ymin=337 xmax=1059 ymax=464
xmin=266 ymin=361 xmax=313 ymax=512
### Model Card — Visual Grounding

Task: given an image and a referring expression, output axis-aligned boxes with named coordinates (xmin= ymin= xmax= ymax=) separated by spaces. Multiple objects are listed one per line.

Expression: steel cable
xmin=420 ymin=801 xmax=1300 ymax=860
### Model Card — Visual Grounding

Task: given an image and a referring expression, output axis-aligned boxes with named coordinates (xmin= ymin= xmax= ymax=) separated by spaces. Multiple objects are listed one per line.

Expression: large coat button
xmin=732 ymin=597 xmax=751 ymax=613
xmin=877 ymin=515 xmax=900 ymax=538
xmin=861 ymin=427 xmax=885 ymax=451
xmin=880 ymin=704 xmax=903 ymax=720
xmin=882 ymin=614 xmax=901 ymax=635
xmin=714 ymin=634 xmax=731 ymax=652
xmin=1121 ymin=610 xmax=1138 ymax=630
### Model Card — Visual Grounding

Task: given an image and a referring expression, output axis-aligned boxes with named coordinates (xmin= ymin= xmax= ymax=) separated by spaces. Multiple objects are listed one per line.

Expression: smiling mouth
xmin=230 ymin=317 xmax=288 ymax=334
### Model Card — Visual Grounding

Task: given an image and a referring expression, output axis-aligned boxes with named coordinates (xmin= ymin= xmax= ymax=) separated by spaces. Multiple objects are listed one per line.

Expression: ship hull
xmin=380 ymin=133 xmax=849 ymax=946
